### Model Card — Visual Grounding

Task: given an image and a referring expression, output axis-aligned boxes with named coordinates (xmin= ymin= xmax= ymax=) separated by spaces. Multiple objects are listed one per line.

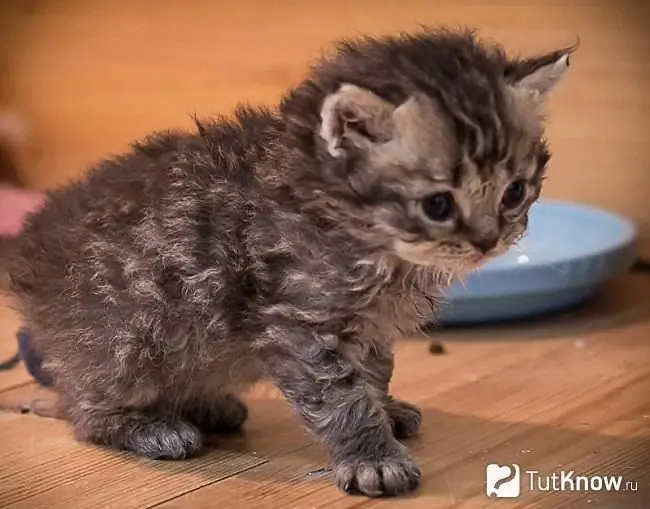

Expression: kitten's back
xmin=4 ymin=106 xmax=281 ymax=319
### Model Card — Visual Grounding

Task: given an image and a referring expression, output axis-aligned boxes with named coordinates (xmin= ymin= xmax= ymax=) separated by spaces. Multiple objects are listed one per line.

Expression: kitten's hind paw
xmin=75 ymin=411 xmax=204 ymax=460
xmin=386 ymin=397 xmax=422 ymax=439
xmin=124 ymin=419 xmax=203 ymax=460
xmin=184 ymin=393 xmax=249 ymax=435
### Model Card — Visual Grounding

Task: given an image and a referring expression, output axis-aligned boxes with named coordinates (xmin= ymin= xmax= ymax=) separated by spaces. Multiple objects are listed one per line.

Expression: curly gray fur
xmin=2 ymin=27 xmax=573 ymax=497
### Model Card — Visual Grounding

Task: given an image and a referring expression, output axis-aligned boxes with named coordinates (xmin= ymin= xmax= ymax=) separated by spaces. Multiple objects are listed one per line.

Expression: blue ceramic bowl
xmin=436 ymin=200 xmax=638 ymax=325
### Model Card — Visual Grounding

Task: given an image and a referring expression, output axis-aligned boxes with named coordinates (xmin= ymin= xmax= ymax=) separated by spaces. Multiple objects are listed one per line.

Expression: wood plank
xmin=0 ymin=412 xmax=267 ymax=509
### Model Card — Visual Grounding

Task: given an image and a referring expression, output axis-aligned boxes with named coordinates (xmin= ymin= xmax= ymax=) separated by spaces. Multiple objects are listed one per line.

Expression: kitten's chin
xmin=392 ymin=239 xmax=479 ymax=274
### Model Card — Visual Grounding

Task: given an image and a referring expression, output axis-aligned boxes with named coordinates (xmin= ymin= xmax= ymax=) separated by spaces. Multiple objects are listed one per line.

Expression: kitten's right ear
xmin=319 ymin=84 xmax=396 ymax=157
xmin=506 ymin=45 xmax=577 ymax=106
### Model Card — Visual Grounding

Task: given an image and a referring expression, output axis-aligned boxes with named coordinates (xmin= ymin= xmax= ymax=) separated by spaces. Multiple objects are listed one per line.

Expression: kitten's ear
xmin=319 ymin=84 xmax=396 ymax=157
xmin=507 ymin=49 xmax=574 ymax=105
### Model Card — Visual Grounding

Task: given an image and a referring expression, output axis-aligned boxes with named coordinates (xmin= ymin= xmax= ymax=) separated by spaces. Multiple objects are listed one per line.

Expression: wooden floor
xmin=0 ymin=272 xmax=648 ymax=509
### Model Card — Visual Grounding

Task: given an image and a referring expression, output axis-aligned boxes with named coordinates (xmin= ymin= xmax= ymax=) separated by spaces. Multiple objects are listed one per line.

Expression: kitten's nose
xmin=471 ymin=235 xmax=499 ymax=253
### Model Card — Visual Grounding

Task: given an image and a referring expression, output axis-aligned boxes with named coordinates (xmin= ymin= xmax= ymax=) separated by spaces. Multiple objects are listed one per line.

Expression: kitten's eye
xmin=501 ymin=179 xmax=527 ymax=209
xmin=421 ymin=192 xmax=455 ymax=222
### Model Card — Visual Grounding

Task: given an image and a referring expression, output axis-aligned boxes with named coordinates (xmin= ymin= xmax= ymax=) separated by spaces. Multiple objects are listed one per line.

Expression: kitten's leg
xmin=364 ymin=347 xmax=422 ymax=440
xmin=182 ymin=393 xmax=249 ymax=434
xmin=65 ymin=393 xmax=203 ymax=460
xmin=263 ymin=328 xmax=421 ymax=497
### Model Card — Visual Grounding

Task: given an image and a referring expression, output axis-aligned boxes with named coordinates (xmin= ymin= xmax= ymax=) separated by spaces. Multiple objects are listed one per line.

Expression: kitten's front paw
xmin=130 ymin=420 xmax=203 ymax=460
xmin=386 ymin=397 xmax=422 ymax=439
xmin=334 ymin=450 xmax=421 ymax=497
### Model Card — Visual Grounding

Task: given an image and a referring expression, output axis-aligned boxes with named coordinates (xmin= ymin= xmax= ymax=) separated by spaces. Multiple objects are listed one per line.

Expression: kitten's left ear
xmin=507 ymin=48 xmax=574 ymax=104
xmin=319 ymin=84 xmax=397 ymax=157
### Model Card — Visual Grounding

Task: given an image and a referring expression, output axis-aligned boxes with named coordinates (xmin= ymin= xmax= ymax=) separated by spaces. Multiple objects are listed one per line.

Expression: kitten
xmin=3 ymin=28 xmax=572 ymax=497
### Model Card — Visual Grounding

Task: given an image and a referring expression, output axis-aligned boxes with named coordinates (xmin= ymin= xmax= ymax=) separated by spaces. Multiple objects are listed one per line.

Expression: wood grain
xmin=0 ymin=415 xmax=267 ymax=509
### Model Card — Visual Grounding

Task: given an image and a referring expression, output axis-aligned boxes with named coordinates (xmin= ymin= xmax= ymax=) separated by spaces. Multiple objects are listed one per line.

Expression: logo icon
xmin=486 ymin=463 xmax=521 ymax=498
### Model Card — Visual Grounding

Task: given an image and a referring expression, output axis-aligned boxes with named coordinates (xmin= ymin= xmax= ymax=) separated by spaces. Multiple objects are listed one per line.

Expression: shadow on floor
xmin=140 ymin=397 xmax=648 ymax=507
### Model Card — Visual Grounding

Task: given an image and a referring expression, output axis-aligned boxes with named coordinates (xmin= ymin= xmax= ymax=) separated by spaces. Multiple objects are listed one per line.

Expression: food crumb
xmin=429 ymin=341 xmax=447 ymax=355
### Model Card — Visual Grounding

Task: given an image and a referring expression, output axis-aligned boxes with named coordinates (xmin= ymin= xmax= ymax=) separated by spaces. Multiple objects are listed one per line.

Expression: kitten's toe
xmin=334 ymin=448 xmax=421 ymax=497
xmin=386 ymin=397 xmax=422 ymax=439
xmin=185 ymin=393 xmax=249 ymax=434
xmin=128 ymin=419 xmax=204 ymax=460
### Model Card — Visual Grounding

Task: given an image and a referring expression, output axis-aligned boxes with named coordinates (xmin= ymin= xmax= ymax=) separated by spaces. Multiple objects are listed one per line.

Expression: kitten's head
xmin=281 ymin=29 xmax=574 ymax=275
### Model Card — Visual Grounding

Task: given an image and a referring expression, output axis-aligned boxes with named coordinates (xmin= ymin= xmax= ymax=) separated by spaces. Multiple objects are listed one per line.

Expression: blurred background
xmin=1 ymin=0 xmax=649 ymax=244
